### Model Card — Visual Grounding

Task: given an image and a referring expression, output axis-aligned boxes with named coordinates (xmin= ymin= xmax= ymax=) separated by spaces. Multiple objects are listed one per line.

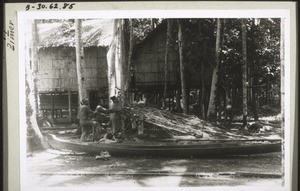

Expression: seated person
xmin=98 ymin=132 xmax=117 ymax=143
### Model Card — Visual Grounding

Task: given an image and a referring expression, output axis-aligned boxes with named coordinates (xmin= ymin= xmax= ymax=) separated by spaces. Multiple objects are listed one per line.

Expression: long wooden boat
xmin=46 ymin=134 xmax=282 ymax=158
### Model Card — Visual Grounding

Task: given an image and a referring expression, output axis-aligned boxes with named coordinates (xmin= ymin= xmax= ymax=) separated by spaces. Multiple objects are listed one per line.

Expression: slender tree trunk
xmin=26 ymin=20 xmax=48 ymax=150
xmin=107 ymin=20 xmax=117 ymax=109
xmin=175 ymin=89 xmax=181 ymax=111
xmin=280 ymin=18 xmax=285 ymax=127
xmin=249 ymin=21 xmax=258 ymax=121
xmin=207 ymin=19 xmax=222 ymax=120
xmin=198 ymin=22 xmax=206 ymax=119
xmin=163 ymin=19 xmax=172 ymax=109
xmin=151 ymin=19 xmax=155 ymax=29
xmin=177 ymin=19 xmax=188 ymax=114
xmin=128 ymin=19 xmax=133 ymax=71
xmin=126 ymin=19 xmax=134 ymax=103
xmin=252 ymin=75 xmax=259 ymax=121
xmin=75 ymin=19 xmax=87 ymax=103
xmin=200 ymin=62 xmax=206 ymax=119
xmin=32 ymin=20 xmax=40 ymax=117
xmin=241 ymin=19 xmax=248 ymax=126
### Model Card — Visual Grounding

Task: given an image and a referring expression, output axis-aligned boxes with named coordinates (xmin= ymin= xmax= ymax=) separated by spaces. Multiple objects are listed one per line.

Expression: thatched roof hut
xmin=35 ymin=19 xmax=113 ymax=122
xmin=36 ymin=19 xmax=113 ymax=93
xmin=132 ymin=21 xmax=178 ymax=90
xmin=132 ymin=20 xmax=215 ymax=91
xmin=37 ymin=19 xmax=113 ymax=48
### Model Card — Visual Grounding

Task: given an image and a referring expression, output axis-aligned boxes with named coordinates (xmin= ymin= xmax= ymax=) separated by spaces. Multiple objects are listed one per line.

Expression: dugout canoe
xmin=45 ymin=134 xmax=282 ymax=157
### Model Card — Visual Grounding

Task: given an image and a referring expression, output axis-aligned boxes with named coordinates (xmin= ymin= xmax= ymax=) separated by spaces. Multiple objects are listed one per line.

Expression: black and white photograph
xmin=3 ymin=2 xmax=297 ymax=191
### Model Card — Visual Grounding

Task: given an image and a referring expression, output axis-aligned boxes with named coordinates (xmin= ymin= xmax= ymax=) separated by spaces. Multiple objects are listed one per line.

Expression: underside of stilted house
xmin=132 ymin=20 xmax=215 ymax=109
xmin=36 ymin=19 xmax=113 ymax=123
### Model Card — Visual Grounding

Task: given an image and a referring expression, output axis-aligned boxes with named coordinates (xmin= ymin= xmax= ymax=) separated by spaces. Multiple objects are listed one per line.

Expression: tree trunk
xmin=126 ymin=19 xmax=134 ymax=102
xmin=252 ymin=75 xmax=259 ymax=121
xmin=107 ymin=19 xmax=126 ymax=137
xmin=25 ymin=74 xmax=49 ymax=150
xmin=200 ymin=61 xmax=206 ymax=119
xmin=163 ymin=19 xmax=172 ymax=109
xmin=175 ymin=89 xmax=182 ymax=112
xmin=249 ymin=20 xmax=258 ymax=121
xmin=26 ymin=20 xmax=49 ymax=150
xmin=151 ymin=19 xmax=155 ymax=29
xmin=107 ymin=20 xmax=118 ymax=109
xmin=116 ymin=19 xmax=126 ymax=136
xmin=207 ymin=18 xmax=222 ymax=120
xmin=241 ymin=19 xmax=248 ymax=126
xmin=32 ymin=20 xmax=40 ymax=117
xmin=280 ymin=18 xmax=285 ymax=127
xmin=75 ymin=19 xmax=87 ymax=103
xmin=198 ymin=22 xmax=206 ymax=119
xmin=177 ymin=19 xmax=188 ymax=114
xmin=115 ymin=19 xmax=126 ymax=103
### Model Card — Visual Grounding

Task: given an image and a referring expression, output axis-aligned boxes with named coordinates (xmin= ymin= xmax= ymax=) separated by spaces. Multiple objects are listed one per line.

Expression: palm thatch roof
xmin=37 ymin=19 xmax=113 ymax=48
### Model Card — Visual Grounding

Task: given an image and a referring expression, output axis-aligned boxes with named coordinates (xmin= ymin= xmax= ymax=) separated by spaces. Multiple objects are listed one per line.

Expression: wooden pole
xmin=163 ymin=20 xmax=172 ymax=109
xmin=32 ymin=20 xmax=40 ymax=117
xmin=177 ymin=19 xmax=188 ymax=114
xmin=127 ymin=19 xmax=134 ymax=103
xmin=51 ymin=93 xmax=54 ymax=125
xmin=75 ymin=19 xmax=87 ymax=103
xmin=68 ymin=90 xmax=72 ymax=123
xmin=207 ymin=18 xmax=222 ymax=119
xmin=107 ymin=19 xmax=117 ymax=109
xmin=241 ymin=19 xmax=248 ymax=126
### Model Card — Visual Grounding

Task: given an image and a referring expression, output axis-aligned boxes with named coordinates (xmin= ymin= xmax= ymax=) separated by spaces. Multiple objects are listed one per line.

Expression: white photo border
xmin=3 ymin=2 xmax=297 ymax=191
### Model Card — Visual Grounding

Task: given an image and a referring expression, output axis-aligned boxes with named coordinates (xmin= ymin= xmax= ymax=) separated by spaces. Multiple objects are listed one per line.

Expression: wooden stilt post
xmin=68 ymin=90 xmax=72 ymax=123
xmin=168 ymin=91 xmax=171 ymax=110
xmin=171 ymin=90 xmax=175 ymax=110
xmin=51 ymin=93 xmax=54 ymax=125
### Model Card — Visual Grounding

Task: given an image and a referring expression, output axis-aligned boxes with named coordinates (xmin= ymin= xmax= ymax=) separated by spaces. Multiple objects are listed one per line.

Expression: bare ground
xmin=26 ymin=149 xmax=283 ymax=187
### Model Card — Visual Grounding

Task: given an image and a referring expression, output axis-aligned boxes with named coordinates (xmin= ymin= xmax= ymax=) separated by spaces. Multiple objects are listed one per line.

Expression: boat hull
xmin=46 ymin=134 xmax=282 ymax=157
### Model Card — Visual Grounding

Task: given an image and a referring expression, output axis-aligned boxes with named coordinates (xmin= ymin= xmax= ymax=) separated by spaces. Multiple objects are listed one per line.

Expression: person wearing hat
xmin=78 ymin=98 xmax=102 ymax=142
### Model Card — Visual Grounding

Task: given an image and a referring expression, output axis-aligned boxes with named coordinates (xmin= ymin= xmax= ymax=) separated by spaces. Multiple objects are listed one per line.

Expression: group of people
xmin=77 ymin=96 xmax=124 ymax=142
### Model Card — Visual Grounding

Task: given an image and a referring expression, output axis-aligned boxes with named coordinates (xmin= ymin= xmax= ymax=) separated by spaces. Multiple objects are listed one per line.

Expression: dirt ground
xmin=26 ymin=149 xmax=283 ymax=187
